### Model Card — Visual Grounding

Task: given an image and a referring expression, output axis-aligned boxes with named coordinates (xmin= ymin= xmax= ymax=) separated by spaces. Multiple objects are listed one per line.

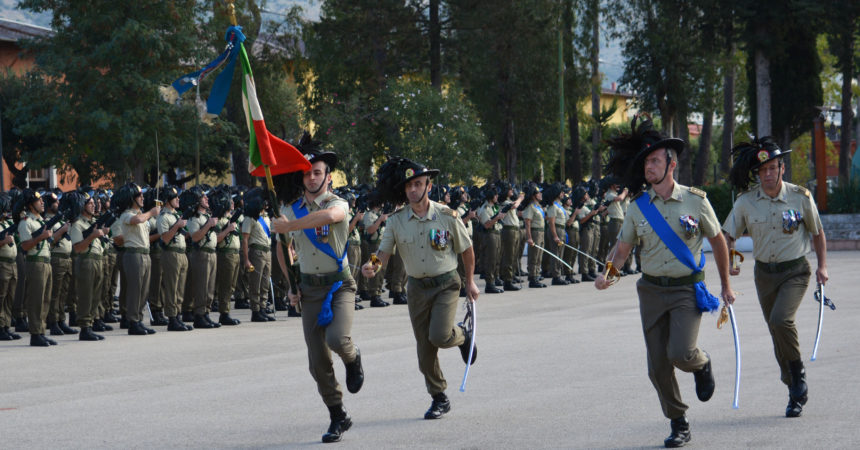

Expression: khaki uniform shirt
xmin=547 ymin=202 xmax=567 ymax=229
xmin=120 ymin=209 xmax=150 ymax=249
xmin=186 ymin=213 xmax=216 ymax=250
xmin=0 ymin=218 xmax=17 ymax=259
xmin=157 ymin=210 xmax=186 ymax=250
xmin=70 ymin=217 xmax=103 ymax=256
xmin=500 ymin=201 xmax=520 ymax=227
xmin=109 ymin=220 xmax=124 ymax=251
xmin=522 ymin=202 xmax=546 ymax=229
xmin=46 ymin=213 xmax=72 ymax=255
xmin=478 ymin=202 xmax=502 ymax=232
xmin=282 ymin=191 xmax=350 ymax=275
xmin=217 ymin=216 xmax=242 ymax=250
xmin=19 ymin=212 xmax=51 ymax=258
xmin=242 ymin=214 xmax=271 ymax=247
xmin=565 ymin=206 xmax=580 ymax=231
xmin=379 ymin=201 xmax=472 ymax=278
xmin=362 ymin=209 xmax=383 ymax=241
xmin=457 ymin=204 xmax=473 ymax=236
xmin=620 ymin=183 xmax=720 ymax=277
xmin=347 ymin=211 xmax=362 ymax=244
xmin=605 ymin=191 xmax=625 ymax=219
xmin=722 ymin=182 xmax=822 ymax=263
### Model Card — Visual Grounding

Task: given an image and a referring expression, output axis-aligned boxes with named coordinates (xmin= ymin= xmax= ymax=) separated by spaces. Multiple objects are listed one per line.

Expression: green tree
xmin=825 ymin=0 xmax=860 ymax=184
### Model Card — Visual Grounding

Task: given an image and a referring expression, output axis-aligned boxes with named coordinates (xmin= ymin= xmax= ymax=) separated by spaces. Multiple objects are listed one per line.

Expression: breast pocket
xmin=748 ymin=214 xmax=771 ymax=236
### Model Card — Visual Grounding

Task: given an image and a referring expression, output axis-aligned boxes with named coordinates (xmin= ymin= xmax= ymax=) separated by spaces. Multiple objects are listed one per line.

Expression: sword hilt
xmin=603 ymin=261 xmax=621 ymax=286
xmin=730 ymin=249 xmax=744 ymax=271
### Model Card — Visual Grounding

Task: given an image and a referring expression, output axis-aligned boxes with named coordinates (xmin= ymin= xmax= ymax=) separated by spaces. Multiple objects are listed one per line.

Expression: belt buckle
xmin=658 ymin=276 xmax=671 ymax=287
xmin=767 ymin=262 xmax=778 ymax=272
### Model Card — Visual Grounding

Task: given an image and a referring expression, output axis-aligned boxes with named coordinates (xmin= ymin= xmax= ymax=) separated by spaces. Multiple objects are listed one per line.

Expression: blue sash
xmin=291 ymin=200 xmax=349 ymax=326
xmin=635 ymin=193 xmax=720 ymax=312
xmin=257 ymin=216 xmax=270 ymax=237
xmin=554 ymin=202 xmax=568 ymax=243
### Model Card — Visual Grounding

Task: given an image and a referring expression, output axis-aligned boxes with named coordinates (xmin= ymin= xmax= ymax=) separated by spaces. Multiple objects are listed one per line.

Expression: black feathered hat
xmin=604 ymin=115 xmax=686 ymax=196
xmin=0 ymin=192 xmax=11 ymax=215
xmin=728 ymin=136 xmax=791 ymax=192
xmin=60 ymin=191 xmax=88 ymax=220
xmin=113 ymin=183 xmax=142 ymax=212
xmin=243 ymin=187 xmax=267 ymax=219
xmin=209 ymin=187 xmax=233 ymax=219
xmin=178 ymin=186 xmax=204 ymax=216
xmin=163 ymin=185 xmax=180 ymax=202
xmin=375 ymin=156 xmax=439 ymax=205
xmin=523 ymin=182 xmax=542 ymax=203
xmin=296 ymin=131 xmax=337 ymax=170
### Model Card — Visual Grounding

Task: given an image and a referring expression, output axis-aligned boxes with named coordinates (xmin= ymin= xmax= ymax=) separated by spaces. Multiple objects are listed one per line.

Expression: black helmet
xmin=209 ymin=187 xmax=233 ymax=219
xmin=59 ymin=191 xmax=88 ymax=220
xmin=0 ymin=192 xmax=11 ymax=215
xmin=178 ymin=186 xmax=204 ymax=216
xmin=113 ymin=183 xmax=143 ymax=212
xmin=243 ymin=187 xmax=267 ymax=219
xmin=163 ymin=185 xmax=180 ymax=202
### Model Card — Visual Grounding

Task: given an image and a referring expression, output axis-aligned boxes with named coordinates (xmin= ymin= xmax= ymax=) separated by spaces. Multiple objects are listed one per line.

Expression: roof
xmin=0 ymin=17 xmax=53 ymax=43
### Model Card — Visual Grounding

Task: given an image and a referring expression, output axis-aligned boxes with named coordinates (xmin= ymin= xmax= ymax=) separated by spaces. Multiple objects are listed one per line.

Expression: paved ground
xmin=1 ymin=251 xmax=858 ymax=449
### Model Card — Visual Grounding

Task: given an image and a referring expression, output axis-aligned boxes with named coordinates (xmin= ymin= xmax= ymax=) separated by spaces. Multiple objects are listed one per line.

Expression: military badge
xmin=757 ymin=149 xmax=770 ymax=163
xmin=782 ymin=209 xmax=803 ymax=234
xmin=429 ymin=229 xmax=450 ymax=251
xmin=679 ymin=215 xmax=699 ymax=239
xmin=405 ymin=168 xmax=415 ymax=178
xmin=315 ymin=224 xmax=330 ymax=243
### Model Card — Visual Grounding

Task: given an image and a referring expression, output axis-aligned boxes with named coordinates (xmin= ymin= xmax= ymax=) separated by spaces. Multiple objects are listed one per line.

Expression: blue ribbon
xmin=291 ymin=200 xmax=349 ymax=326
xmin=257 ymin=216 xmax=270 ymax=237
xmin=635 ymin=193 xmax=720 ymax=312
xmin=170 ymin=25 xmax=246 ymax=116
xmin=533 ymin=203 xmax=545 ymax=219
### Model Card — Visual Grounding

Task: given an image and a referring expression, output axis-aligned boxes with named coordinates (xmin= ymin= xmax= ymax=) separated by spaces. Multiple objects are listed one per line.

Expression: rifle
xmin=82 ymin=211 xmax=118 ymax=240
xmin=0 ymin=221 xmax=16 ymax=247
xmin=31 ymin=212 xmax=69 ymax=240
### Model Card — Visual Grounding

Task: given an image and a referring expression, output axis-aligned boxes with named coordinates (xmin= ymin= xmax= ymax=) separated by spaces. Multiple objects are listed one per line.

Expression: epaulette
xmin=439 ymin=205 xmax=458 ymax=218
xmin=688 ymin=187 xmax=706 ymax=198
xmin=631 ymin=192 xmax=645 ymax=201
xmin=791 ymin=185 xmax=811 ymax=197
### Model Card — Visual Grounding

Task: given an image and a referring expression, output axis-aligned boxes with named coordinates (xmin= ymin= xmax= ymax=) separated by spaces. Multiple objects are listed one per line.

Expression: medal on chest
xmin=429 ymin=229 xmax=450 ymax=251
xmin=315 ymin=224 xmax=330 ymax=243
xmin=679 ymin=215 xmax=699 ymax=239
xmin=782 ymin=209 xmax=803 ymax=234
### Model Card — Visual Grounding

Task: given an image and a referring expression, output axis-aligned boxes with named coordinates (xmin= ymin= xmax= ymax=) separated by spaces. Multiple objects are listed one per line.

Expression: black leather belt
xmin=642 ymin=271 xmax=704 ymax=287
xmin=409 ymin=269 xmax=459 ymax=289
xmin=755 ymin=257 xmax=805 ymax=274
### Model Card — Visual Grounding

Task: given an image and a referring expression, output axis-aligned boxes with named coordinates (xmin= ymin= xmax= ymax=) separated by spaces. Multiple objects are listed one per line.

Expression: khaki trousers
xmin=546 ymin=226 xmax=567 ymax=278
xmin=347 ymin=241 xmax=361 ymax=287
xmin=160 ymin=251 xmax=188 ymax=318
xmin=300 ymin=276 xmax=358 ymax=407
xmin=500 ymin=227 xmax=519 ymax=282
xmin=527 ymin=230 xmax=544 ymax=278
xmin=406 ymin=271 xmax=465 ymax=395
xmin=149 ymin=249 xmax=163 ymax=311
xmin=25 ymin=260 xmax=52 ymax=335
xmin=482 ymin=231 xmax=500 ymax=283
xmin=48 ymin=254 xmax=72 ymax=323
xmin=754 ymin=259 xmax=811 ymax=385
xmin=563 ymin=227 xmax=579 ymax=276
xmin=13 ymin=252 xmax=26 ymax=321
xmin=361 ymin=240 xmax=383 ymax=296
xmin=0 ymin=260 xmax=17 ymax=328
xmin=215 ymin=251 xmax=240 ymax=314
xmin=637 ymin=277 xmax=709 ymax=419
xmin=190 ymin=250 xmax=216 ymax=315
xmin=579 ymin=224 xmax=598 ymax=274
xmin=122 ymin=252 xmax=151 ymax=322
xmin=100 ymin=250 xmax=117 ymax=318
xmin=247 ymin=248 xmax=271 ymax=312
xmin=74 ymin=257 xmax=103 ymax=328
xmin=386 ymin=251 xmax=407 ymax=293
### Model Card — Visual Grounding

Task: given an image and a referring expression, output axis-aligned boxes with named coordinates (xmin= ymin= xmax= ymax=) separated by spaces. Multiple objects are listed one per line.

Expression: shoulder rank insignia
xmin=688 ymin=187 xmax=706 ymax=198
xmin=791 ymin=185 xmax=811 ymax=197
xmin=441 ymin=206 xmax=458 ymax=218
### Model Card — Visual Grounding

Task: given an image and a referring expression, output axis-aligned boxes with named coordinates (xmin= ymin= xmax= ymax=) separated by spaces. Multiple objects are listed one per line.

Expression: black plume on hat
xmin=604 ymin=115 xmax=686 ymax=196
xmin=296 ymin=131 xmax=337 ymax=170
xmin=375 ymin=156 xmax=440 ymax=205
xmin=728 ymin=136 xmax=791 ymax=192
xmin=243 ymin=187 xmax=267 ymax=219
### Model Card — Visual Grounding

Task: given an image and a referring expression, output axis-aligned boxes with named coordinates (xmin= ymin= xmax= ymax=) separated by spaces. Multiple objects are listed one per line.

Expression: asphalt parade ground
xmin=1 ymin=250 xmax=858 ymax=449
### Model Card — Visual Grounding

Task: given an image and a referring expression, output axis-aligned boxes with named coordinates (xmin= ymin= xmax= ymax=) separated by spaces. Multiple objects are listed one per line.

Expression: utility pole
xmin=558 ymin=28 xmax=565 ymax=182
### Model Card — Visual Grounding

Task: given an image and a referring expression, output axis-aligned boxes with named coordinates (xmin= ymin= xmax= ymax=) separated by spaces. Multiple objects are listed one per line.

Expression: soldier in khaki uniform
xmin=362 ymin=157 xmax=478 ymax=421
xmin=242 ymin=188 xmax=275 ymax=322
xmin=271 ymin=135 xmax=362 ymax=444
xmin=545 ymin=183 xmax=571 ymax=286
xmin=499 ymin=184 xmax=523 ymax=291
xmin=17 ymin=189 xmax=57 ymax=346
xmin=596 ymin=117 xmax=735 ymax=448
xmin=723 ymin=137 xmax=828 ymax=418
xmin=562 ymin=191 xmax=583 ymax=284
xmin=603 ymin=179 xmax=628 ymax=271
xmin=211 ymin=188 xmax=242 ymax=326
xmin=0 ymin=193 xmax=21 ymax=341
xmin=477 ymin=186 xmax=505 ymax=293
xmin=182 ymin=187 xmax=221 ymax=329
xmin=577 ymin=192 xmax=605 ymax=281
xmin=453 ymin=188 xmax=476 ymax=296
xmin=359 ymin=199 xmax=389 ymax=307
xmin=97 ymin=192 xmax=119 ymax=330
xmin=68 ymin=191 xmax=108 ymax=341
xmin=109 ymin=213 xmax=127 ymax=327
xmin=41 ymin=192 xmax=77 ymax=336
xmin=144 ymin=189 xmax=168 ymax=326
xmin=157 ymin=186 xmax=192 ymax=331
xmin=346 ymin=193 xmax=364 ymax=310
xmin=116 ymin=183 xmax=160 ymax=336
xmin=521 ymin=183 xmax=547 ymax=288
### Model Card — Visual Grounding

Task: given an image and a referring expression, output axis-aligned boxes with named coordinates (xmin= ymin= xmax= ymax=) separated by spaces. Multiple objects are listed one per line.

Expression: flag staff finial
xmin=227 ymin=2 xmax=238 ymax=26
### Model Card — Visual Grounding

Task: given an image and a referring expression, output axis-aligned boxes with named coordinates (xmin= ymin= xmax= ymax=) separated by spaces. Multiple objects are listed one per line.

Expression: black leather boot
xmin=503 ymin=281 xmax=521 ymax=291
xmin=551 ymin=277 xmax=570 ymax=286
xmin=287 ymin=305 xmax=301 ymax=317
xmin=58 ymin=321 xmax=79 ymax=334
xmin=0 ymin=327 xmax=15 ymax=341
xmin=14 ymin=317 xmax=29 ymax=332
xmin=119 ymin=316 xmax=130 ymax=329
xmin=664 ymin=415 xmax=691 ymax=448
xmin=79 ymin=327 xmax=104 ymax=341
xmin=128 ymin=321 xmax=149 ymax=335
xmin=204 ymin=313 xmax=222 ymax=328
xmin=150 ymin=311 xmax=169 ymax=326
xmin=369 ymin=296 xmax=390 ymax=307
xmin=219 ymin=313 xmax=240 ymax=326
xmin=30 ymin=333 xmax=50 ymax=347
xmin=693 ymin=353 xmax=715 ymax=402
xmin=48 ymin=321 xmax=64 ymax=336
xmin=181 ymin=311 xmax=194 ymax=323
xmin=424 ymin=392 xmax=451 ymax=420
xmin=168 ymin=316 xmax=190 ymax=331
xmin=194 ymin=314 xmax=216 ymax=329
xmin=321 ymin=404 xmax=352 ymax=443
xmin=92 ymin=319 xmax=113 ymax=332
xmin=345 ymin=346 xmax=364 ymax=394
xmin=788 ymin=359 xmax=808 ymax=405
xmin=5 ymin=327 xmax=21 ymax=340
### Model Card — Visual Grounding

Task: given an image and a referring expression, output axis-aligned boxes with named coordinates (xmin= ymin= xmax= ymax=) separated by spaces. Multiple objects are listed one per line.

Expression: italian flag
xmin=239 ymin=43 xmax=310 ymax=176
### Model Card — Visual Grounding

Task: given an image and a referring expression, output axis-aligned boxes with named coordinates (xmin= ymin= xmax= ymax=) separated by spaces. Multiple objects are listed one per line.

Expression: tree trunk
xmin=590 ymin=3 xmax=601 ymax=180
xmin=429 ymin=0 xmax=441 ymax=91
xmin=694 ymin=108 xmax=714 ymax=185
xmin=780 ymin=127 xmax=792 ymax=182
xmin=676 ymin=115 xmax=692 ymax=185
xmin=838 ymin=41 xmax=854 ymax=184
xmin=504 ymin=117 xmax=517 ymax=182
xmin=754 ymin=46 xmax=772 ymax=137
xmin=568 ymin=106 xmax=582 ymax=182
xmin=232 ymin=148 xmax=251 ymax=187
xmin=720 ymin=61 xmax=735 ymax=176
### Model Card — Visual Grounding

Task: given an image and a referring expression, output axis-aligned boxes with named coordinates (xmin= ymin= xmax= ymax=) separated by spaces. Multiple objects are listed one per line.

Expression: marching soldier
xmin=271 ymin=133 xmax=363 ymax=444
xmin=157 ymin=186 xmax=192 ymax=331
xmin=595 ymin=116 xmax=734 ymax=448
xmin=17 ymin=189 xmax=57 ymax=346
xmin=521 ymin=183 xmax=547 ymax=288
xmin=0 ymin=192 xmax=21 ymax=341
xmin=68 ymin=191 xmax=108 ymax=341
xmin=362 ymin=156 xmax=478 ymax=421
xmin=94 ymin=192 xmax=117 ymax=332
xmin=723 ymin=137 xmax=828 ymax=418
xmin=453 ymin=188 xmax=476 ymax=297
xmin=477 ymin=185 xmax=505 ymax=293
xmin=562 ymin=191 xmax=583 ymax=284
xmin=241 ymin=188 xmax=275 ymax=322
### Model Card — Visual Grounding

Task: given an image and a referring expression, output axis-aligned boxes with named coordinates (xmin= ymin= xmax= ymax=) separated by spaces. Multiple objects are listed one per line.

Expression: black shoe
xmin=193 ymin=314 xmax=215 ymax=329
xmin=693 ymin=353 xmax=715 ymax=402
xmin=204 ymin=313 xmax=222 ymax=327
xmin=139 ymin=321 xmax=157 ymax=334
xmin=528 ymin=278 xmax=547 ymax=288
xmin=503 ymin=281 xmax=521 ymax=291
xmin=15 ymin=317 xmax=29 ymax=332
xmin=128 ymin=321 xmax=149 ymax=336
xmin=251 ymin=310 xmax=271 ymax=322
xmin=6 ymin=327 xmax=21 ymax=340
xmin=345 ymin=347 xmax=364 ymax=394
xmin=150 ymin=312 xmax=169 ymax=326
xmin=48 ymin=321 xmax=64 ymax=336
xmin=788 ymin=359 xmax=808 ymax=405
xmin=393 ymin=293 xmax=408 ymax=304
xmin=58 ymin=321 xmax=78 ymax=334
xmin=458 ymin=324 xmax=477 ymax=365
xmin=43 ymin=335 xmax=57 ymax=345
xmin=369 ymin=296 xmax=389 ymax=307
xmin=358 ymin=290 xmax=371 ymax=301
xmin=275 ymin=299 xmax=288 ymax=311
xmin=566 ymin=275 xmax=580 ymax=284
xmin=103 ymin=311 xmax=119 ymax=323
xmin=181 ymin=311 xmax=194 ymax=323
xmin=459 ymin=287 xmax=467 ymax=297
xmin=580 ymin=273 xmax=596 ymax=282
xmin=424 ymin=393 xmax=451 ymax=420
xmin=92 ymin=319 xmax=113 ymax=332
xmin=219 ymin=313 xmax=240 ymax=326
xmin=551 ymin=277 xmax=570 ymax=286
xmin=786 ymin=396 xmax=803 ymax=417
xmin=494 ymin=278 xmax=504 ymax=287
xmin=321 ymin=406 xmax=352 ymax=443
xmin=79 ymin=327 xmax=104 ymax=341
xmin=168 ymin=316 xmax=190 ymax=331
xmin=119 ymin=317 xmax=130 ymax=329
xmin=30 ymin=334 xmax=50 ymax=347
xmin=484 ymin=285 xmax=503 ymax=294
xmin=234 ymin=299 xmax=250 ymax=309
xmin=0 ymin=328 xmax=15 ymax=341
xmin=664 ymin=415 xmax=691 ymax=448
xmin=210 ymin=300 xmax=220 ymax=311
xmin=354 ymin=303 xmax=364 ymax=310
xmin=287 ymin=305 xmax=301 ymax=317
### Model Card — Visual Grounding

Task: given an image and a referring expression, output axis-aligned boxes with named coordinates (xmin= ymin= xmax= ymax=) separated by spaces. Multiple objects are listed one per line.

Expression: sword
xmin=560 ymin=242 xmax=601 ymax=266
xmin=459 ymin=300 xmax=477 ymax=392
xmin=811 ymin=283 xmax=835 ymax=361
xmin=717 ymin=300 xmax=741 ymax=408
xmin=532 ymin=243 xmax=575 ymax=273
xmin=269 ymin=275 xmax=277 ymax=319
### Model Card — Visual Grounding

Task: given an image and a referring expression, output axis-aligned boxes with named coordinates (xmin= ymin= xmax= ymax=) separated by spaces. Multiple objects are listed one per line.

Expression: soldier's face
xmin=405 ymin=176 xmax=431 ymax=204
xmin=169 ymin=197 xmax=180 ymax=209
xmin=757 ymin=158 xmax=783 ymax=189
xmin=304 ymin=161 xmax=330 ymax=194
xmin=33 ymin=198 xmax=44 ymax=214
xmin=644 ymin=149 xmax=675 ymax=184
xmin=133 ymin=194 xmax=143 ymax=208
xmin=84 ymin=199 xmax=95 ymax=216
xmin=200 ymin=195 xmax=209 ymax=209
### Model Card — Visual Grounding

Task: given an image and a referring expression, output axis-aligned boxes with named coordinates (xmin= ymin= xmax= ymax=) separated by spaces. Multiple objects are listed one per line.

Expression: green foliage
xmin=699 ymin=182 xmax=734 ymax=224
xmin=827 ymin=180 xmax=860 ymax=213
